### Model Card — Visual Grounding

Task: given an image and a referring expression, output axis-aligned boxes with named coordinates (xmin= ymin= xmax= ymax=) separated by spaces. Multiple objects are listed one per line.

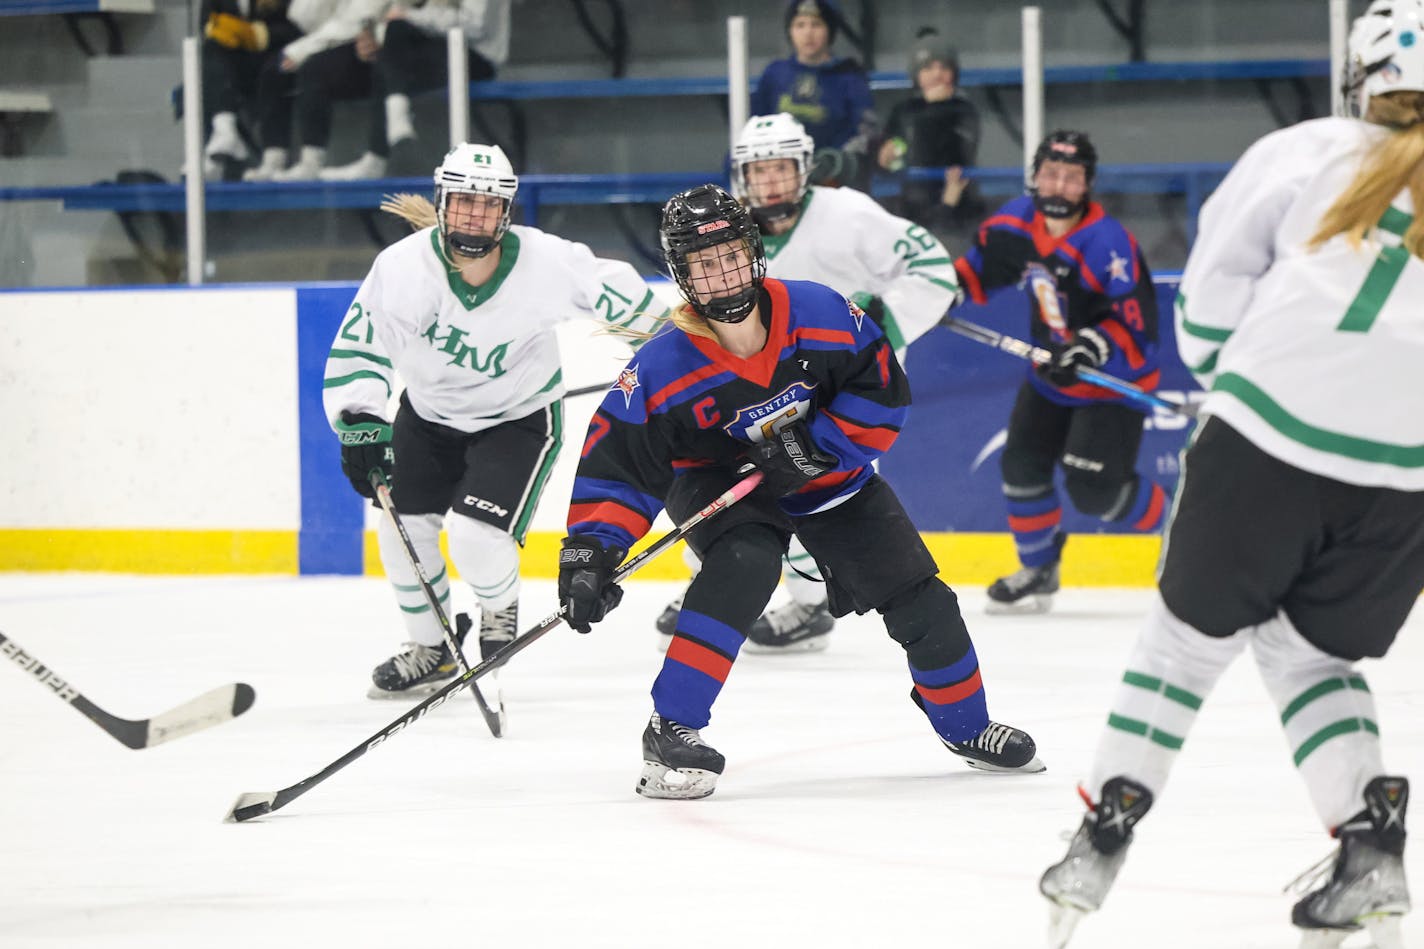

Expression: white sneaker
xmin=271 ymin=146 xmax=325 ymax=181
xmin=319 ymin=151 xmax=389 ymax=181
xmin=242 ymin=147 xmax=288 ymax=182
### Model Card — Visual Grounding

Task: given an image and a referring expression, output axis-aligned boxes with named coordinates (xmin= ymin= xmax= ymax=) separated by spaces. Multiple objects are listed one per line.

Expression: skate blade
xmin=742 ymin=635 xmax=831 ymax=655
xmin=635 ymin=760 xmax=719 ymax=800
xmin=961 ymin=753 xmax=1047 ymax=774
xmin=1045 ymin=899 xmax=1088 ymax=948
xmin=985 ymin=593 xmax=1055 ymax=616
xmin=1363 ymin=913 xmax=1407 ymax=949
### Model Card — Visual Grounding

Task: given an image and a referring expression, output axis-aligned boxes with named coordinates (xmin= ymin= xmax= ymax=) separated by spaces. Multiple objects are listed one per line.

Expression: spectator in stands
xmin=200 ymin=0 xmax=325 ymax=181
xmin=269 ymin=0 xmax=510 ymax=182
xmin=752 ymin=0 xmax=875 ymax=190
xmin=242 ymin=0 xmax=387 ymax=181
xmin=876 ymin=27 xmax=984 ymax=245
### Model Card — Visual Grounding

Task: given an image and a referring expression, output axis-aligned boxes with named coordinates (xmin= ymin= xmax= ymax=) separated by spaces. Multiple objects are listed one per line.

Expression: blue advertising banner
xmin=883 ymin=274 xmax=1201 ymax=533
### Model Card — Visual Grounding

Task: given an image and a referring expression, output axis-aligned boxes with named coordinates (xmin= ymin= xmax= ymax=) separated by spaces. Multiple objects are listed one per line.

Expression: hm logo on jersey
xmin=723 ymin=381 xmax=816 ymax=443
xmin=422 ymin=321 xmax=511 ymax=379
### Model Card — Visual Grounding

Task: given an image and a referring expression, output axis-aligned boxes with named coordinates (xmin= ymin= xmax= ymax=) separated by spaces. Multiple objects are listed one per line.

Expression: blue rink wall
xmin=0 ymin=276 xmax=1196 ymax=582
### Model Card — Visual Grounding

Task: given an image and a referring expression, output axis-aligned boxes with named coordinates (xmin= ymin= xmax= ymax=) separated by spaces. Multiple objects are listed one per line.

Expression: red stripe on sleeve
xmin=1097 ymin=319 xmax=1145 ymax=370
xmin=954 ymin=258 xmax=986 ymax=305
xmin=666 ymin=637 xmax=734 ymax=683
xmin=566 ymin=501 xmax=650 ymax=538
xmin=916 ymin=669 xmax=984 ymax=706
xmin=828 ymin=413 xmax=898 ymax=452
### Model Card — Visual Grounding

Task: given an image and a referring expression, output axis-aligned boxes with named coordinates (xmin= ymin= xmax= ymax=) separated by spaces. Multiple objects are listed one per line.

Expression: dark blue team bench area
xmin=0 ymin=0 xmax=154 ymax=14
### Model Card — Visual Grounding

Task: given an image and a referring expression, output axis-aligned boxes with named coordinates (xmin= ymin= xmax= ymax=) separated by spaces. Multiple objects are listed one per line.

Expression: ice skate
xmin=367 ymin=624 xmax=468 ymax=699
xmin=1040 ymin=777 xmax=1155 ymax=947
xmin=476 ymin=603 xmax=518 ymax=670
xmin=1290 ymin=776 xmax=1410 ymax=949
xmin=635 ymin=713 xmax=725 ymax=800
xmin=986 ymin=535 xmax=1066 ymax=615
xmin=743 ymin=600 xmax=834 ymax=653
xmin=941 ymin=719 xmax=1046 ymax=773
xmin=654 ymin=592 xmax=683 ymax=653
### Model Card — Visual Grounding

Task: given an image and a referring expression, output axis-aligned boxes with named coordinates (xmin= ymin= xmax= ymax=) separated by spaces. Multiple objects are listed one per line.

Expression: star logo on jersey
xmin=1108 ymin=249 xmax=1131 ymax=284
xmin=614 ymin=367 xmax=640 ymax=408
xmin=846 ymin=298 xmax=866 ymax=332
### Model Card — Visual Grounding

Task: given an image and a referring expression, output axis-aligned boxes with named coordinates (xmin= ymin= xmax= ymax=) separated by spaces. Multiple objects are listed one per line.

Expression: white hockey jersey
xmin=760 ymin=185 xmax=961 ymax=354
xmin=323 ymin=224 xmax=665 ymax=434
xmin=1178 ymin=117 xmax=1423 ymax=491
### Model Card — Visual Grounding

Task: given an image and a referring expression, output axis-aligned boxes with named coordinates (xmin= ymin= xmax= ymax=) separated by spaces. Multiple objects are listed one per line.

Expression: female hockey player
xmin=558 ymin=183 xmax=1042 ymax=800
xmin=653 ymin=112 xmax=962 ymax=653
xmin=953 ymin=130 xmax=1171 ymax=614
xmin=323 ymin=142 xmax=666 ymax=698
xmin=1040 ymin=3 xmax=1424 ymax=946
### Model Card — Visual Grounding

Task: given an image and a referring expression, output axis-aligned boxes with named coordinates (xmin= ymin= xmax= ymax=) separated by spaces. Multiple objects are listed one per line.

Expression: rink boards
xmin=0 ymin=276 xmax=1195 ymax=584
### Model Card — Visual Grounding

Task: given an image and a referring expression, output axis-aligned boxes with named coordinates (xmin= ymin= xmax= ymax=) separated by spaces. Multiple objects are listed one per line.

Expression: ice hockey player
xmin=558 ymin=183 xmax=1043 ymax=800
xmin=652 ymin=112 xmax=962 ymax=654
xmin=1040 ymin=3 xmax=1424 ymax=945
xmin=323 ymin=142 xmax=666 ymax=698
xmin=953 ymin=129 xmax=1170 ymax=614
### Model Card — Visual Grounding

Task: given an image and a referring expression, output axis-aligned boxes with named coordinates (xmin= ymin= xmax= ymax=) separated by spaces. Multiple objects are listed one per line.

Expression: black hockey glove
xmin=558 ymin=536 xmax=627 ymax=634
xmin=1041 ymin=327 xmax=1111 ymax=388
xmin=749 ymin=421 xmax=839 ymax=497
xmin=335 ymin=411 xmax=394 ymax=499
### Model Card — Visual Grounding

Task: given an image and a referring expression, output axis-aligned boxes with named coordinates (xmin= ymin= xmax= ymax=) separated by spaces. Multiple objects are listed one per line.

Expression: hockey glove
xmin=558 ymin=536 xmax=627 ymax=634
xmin=336 ymin=411 xmax=394 ymax=499
xmin=204 ymin=13 xmax=270 ymax=52
xmin=1041 ymin=327 xmax=1110 ymax=388
xmin=749 ymin=421 xmax=839 ymax=497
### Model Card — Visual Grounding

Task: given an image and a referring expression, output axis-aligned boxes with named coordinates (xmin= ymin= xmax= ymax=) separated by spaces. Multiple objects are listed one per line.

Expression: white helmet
xmin=730 ymin=113 xmax=815 ymax=220
xmin=1343 ymin=0 xmax=1424 ymax=119
xmin=433 ymin=142 xmax=518 ymax=258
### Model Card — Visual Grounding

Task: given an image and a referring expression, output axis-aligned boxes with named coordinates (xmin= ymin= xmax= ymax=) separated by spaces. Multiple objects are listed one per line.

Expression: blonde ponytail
xmin=380 ymin=192 xmax=438 ymax=230
xmin=1309 ymin=91 xmax=1424 ymax=260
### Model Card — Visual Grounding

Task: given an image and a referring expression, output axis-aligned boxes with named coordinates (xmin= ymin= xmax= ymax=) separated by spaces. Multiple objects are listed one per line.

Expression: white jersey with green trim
xmin=760 ymin=185 xmax=961 ymax=354
xmin=324 ymin=224 xmax=665 ymax=434
xmin=1178 ymin=117 xmax=1423 ymax=490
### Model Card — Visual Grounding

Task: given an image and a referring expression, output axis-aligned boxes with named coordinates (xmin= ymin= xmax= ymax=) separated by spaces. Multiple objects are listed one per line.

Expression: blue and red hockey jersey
xmin=568 ymin=277 xmax=910 ymax=553
xmin=954 ymin=195 xmax=1161 ymax=406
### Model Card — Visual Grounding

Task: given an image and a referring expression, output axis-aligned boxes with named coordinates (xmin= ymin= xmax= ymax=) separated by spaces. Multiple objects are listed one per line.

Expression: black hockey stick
xmin=941 ymin=315 xmax=1197 ymax=417
xmin=370 ymin=473 xmax=504 ymax=738
xmin=225 ymin=468 xmax=765 ymax=822
xmin=565 ymin=380 xmax=614 ymax=398
xmin=1 ymin=630 xmax=254 ymax=750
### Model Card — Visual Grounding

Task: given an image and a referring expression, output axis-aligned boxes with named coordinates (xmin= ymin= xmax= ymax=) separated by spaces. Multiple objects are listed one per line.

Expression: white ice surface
xmin=1 ymin=576 xmax=1420 ymax=949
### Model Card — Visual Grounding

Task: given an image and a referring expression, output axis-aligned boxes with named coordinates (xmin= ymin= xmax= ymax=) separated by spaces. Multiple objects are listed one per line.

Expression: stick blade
xmin=225 ymin=791 xmax=277 ymax=823
xmin=144 ymin=682 xmax=256 ymax=748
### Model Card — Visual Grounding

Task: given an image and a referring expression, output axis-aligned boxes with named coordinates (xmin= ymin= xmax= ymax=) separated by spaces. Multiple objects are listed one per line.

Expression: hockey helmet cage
xmin=731 ymin=113 xmax=816 ymax=226
xmin=660 ymin=183 xmax=767 ymax=324
xmin=434 ymin=142 xmax=518 ymax=258
xmin=1029 ymin=129 xmax=1098 ymax=219
xmin=1343 ymin=0 xmax=1424 ymax=119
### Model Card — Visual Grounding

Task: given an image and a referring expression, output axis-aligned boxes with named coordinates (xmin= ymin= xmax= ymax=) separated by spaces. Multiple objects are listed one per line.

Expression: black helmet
xmin=660 ymin=184 xmax=766 ymax=324
xmin=1029 ymin=130 xmax=1098 ymax=219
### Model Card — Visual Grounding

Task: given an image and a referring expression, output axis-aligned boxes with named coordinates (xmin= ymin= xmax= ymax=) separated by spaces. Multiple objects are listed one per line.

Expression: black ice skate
xmin=635 ymin=713 xmax=725 ymax=800
xmin=743 ymin=600 xmax=834 ymax=653
xmin=654 ymin=592 xmax=684 ymax=653
xmin=911 ymin=690 xmax=1046 ymax=773
xmin=367 ymin=624 xmax=468 ymax=699
xmin=986 ymin=534 xmax=1066 ymax=615
xmin=1290 ymin=776 xmax=1410 ymax=949
xmin=475 ymin=603 xmax=518 ymax=667
xmin=1040 ymin=776 xmax=1155 ymax=948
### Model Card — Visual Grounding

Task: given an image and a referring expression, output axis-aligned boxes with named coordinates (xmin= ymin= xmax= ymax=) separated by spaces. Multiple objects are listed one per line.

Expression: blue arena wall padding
xmin=883 ymin=274 xmax=1197 ymax=533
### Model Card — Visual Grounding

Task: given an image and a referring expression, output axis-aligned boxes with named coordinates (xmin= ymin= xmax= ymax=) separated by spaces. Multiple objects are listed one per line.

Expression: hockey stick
xmin=370 ymin=472 xmax=505 ymax=738
xmin=565 ymin=380 xmax=614 ymax=398
xmin=1 ymin=630 xmax=254 ymax=750
xmin=226 ymin=468 xmax=765 ymax=822
xmin=941 ymin=315 xmax=1197 ymax=417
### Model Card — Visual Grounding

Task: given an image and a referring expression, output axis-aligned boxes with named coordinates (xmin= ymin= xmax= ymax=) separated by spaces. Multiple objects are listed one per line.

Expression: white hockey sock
xmin=385 ymin=94 xmax=415 ymax=146
xmin=1088 ymin=593 xmax=1248 ymax=797
xmin=376 ymin=512 xmax=450 ymax=647
xmin=447 ymin=514 xmax=520 ymax=613
xmin=781 ymin=536 xmax=827 ymax=606
xmin=1253 ymin=612 xmax=1384 ymax=829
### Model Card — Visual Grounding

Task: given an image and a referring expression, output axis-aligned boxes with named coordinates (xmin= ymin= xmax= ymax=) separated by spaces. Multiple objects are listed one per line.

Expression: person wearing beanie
xmin=751 ymin=0 xmax=875 ymax=157
xmin=876 ymin=26 xmax=984 ymax=243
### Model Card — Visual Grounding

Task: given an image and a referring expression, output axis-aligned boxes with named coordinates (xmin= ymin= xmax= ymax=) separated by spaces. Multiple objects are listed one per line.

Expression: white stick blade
xmin=225 ymin=791 xmax=276 ymax=823
xmin=145 ymin=683 xmax=255 ymax=748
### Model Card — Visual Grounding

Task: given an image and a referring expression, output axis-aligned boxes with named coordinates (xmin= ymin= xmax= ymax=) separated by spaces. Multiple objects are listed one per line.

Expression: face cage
xmin=734 ymin=153 xmax=811 ymax=211
xmin=1028 ymin=156 xmax=1095 ymax=215
xmin=668 ymin=236 xmax=767 ymax=323
xmin=436 ymin=185 xmax=513 ymax=258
